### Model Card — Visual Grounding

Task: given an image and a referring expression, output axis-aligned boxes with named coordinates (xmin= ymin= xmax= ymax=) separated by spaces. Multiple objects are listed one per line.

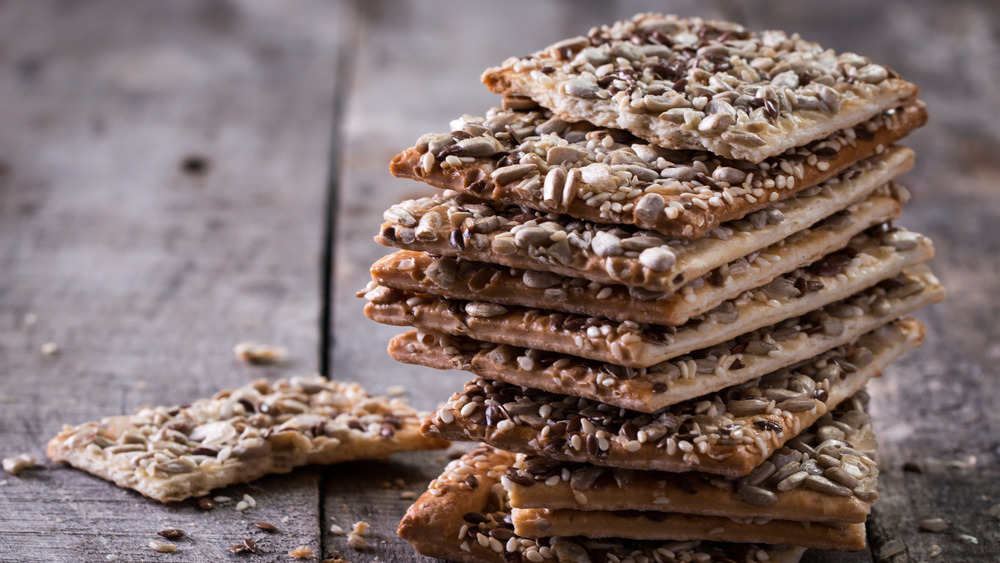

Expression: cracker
xmin=46 ymin=376 xmax=449 ymax=503
xmin=421 ymin=318 xmax=924 ymax=476
xmin=377 ymin=146 xmax=913 ymax=293
xmin=387 ymin=267 xmax=944 ymax=412
xmin=364 ymin=238 xmax=931 ymax=369
xmin=481 ymin=14 xmax=919 ymax=163
xmin=392 ymin=101 xmax=924 ymax=239
xmin=397 ymin=445 xmax=807 ymax=563
xmin=506 ymin=396 xmax=879 ymax=524
xmin=512 ymin=509 xmax=866 ymax=551
xmin=371 ymin=188 xmax=914 ymax=327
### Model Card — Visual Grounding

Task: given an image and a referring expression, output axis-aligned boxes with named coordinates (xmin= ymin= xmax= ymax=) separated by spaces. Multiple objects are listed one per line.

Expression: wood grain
xmin=0 ymin=0 xmax=338 ymax=560
xmin=2 ymin=0 xmax=998 ymax=561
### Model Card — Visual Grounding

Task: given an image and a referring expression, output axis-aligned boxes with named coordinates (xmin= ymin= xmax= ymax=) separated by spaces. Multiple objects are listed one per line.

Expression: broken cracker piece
xmin=47 ymin=376 xmax=448 ymax=502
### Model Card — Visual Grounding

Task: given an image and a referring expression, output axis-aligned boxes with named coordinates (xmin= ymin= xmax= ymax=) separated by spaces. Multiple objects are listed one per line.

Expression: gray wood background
xmin=1 ymin=1 xmax=997 ymax=561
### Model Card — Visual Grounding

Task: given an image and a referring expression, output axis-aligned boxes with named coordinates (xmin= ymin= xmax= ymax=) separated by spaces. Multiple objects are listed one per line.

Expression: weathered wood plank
xmin=741 ymin=2 xmax=1000 ymax=562
xmin=0 ymin=0 xmax=340 ymax=560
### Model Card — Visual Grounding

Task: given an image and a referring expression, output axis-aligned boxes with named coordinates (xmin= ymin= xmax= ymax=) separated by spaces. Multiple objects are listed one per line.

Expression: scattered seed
xmin=40 ymin=342 xmax=59 ymax=356
xmin=197 ymin=497 xmax=216 ymax=510
xmin=157 ymin=528 xmax=185 ymax=539
xmin=400 ymin=491 xmax=417 ymax=500
xmin=919 ymin=518 xmax=947 ymax=533
xmin=878 ymin=539 xmax=905 ymax=558
xmin=958 ymin=534 xmax=978 ymax=545
xmin=902 ymin=460 xmax=923 ymax=473
xmin=386 ymin=385 xmax=407 ymax=397
xmin=149 ymin=540 xmax=178 ymax=553
xmin=230 ymin=538 xmax=259 ymax=554
xmin=233 ymin=341 xmax=287 ymax=365
xmin=2 ymin=454 xmax=35 ymax=476
xmin=253 ymin=522 xmax=278 ymax=532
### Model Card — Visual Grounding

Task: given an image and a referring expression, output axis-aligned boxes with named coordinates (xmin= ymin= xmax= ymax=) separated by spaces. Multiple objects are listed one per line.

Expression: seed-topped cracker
xmin=481 ymin=14 xmax=919 ymax=163
xmin=397 ymin=444 xmax=808 ymax=563
xmin=47 ymin=376 xmax=449 ymax=503
xmin=387 ymin=267 xmax=943 ymax=412
xmin=377 ymin=146 xmax=912 ymax=293
xmin=511 ymin=507 xmax=865 ymax=551
xmin=392 ymin=101 xmax=924 ymax=239
xmin=364 ymin=237 xmax=935 ymax=369
xmin=421 ymin=318 xmax=924 ymax=476
xmin=506 ymin=394 xmax=879 ymax=524
xmin=369 ymin=209 xmax=924 ymax=329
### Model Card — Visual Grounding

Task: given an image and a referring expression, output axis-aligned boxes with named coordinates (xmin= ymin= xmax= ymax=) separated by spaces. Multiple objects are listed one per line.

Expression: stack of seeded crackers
xmin=362 ymin=14 xmax=944 ymax=562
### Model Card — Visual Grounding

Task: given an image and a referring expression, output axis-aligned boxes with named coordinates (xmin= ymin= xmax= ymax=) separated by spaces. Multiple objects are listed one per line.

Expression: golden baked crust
xmin=386 ymin=268 xmax=943 ymax=412
xmin=481 ymin=14 xmax=919 ymax=163
xmin=47 ymin=376 xmax=448 ymax=503
xmin=512 ymin=508 xmax=866 ymax=551
xmin=370 ymin=213 xmax=930 ymax=328
xmin=505 ymin=397 xmax=880 ymax=525
xmin=376 ymin=147 xmax=913 ymax=294
xmin=364 ymin=253 xmax=935 ymax=370
xmin=421 ymin=319 xmax=925 ymax=477
xmin=398 ymin=445 xmax=809 ymax=562
xmin=391 ymin=102 xmax=924 ymax=240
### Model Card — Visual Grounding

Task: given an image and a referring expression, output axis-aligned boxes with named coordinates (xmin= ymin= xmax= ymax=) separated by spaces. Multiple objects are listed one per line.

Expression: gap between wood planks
xmin=318 ymin=2 xmax=364 ymax=558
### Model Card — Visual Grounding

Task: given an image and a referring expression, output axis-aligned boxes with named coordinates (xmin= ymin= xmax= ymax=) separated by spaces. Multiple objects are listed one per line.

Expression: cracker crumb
xmin=40 ymin=342 xmax=58 ymax=356
xmin=400 ymin=491 xmax=417 ymax=500
xmin=2 ymin=454 xmax=35 ymax=476
xmin=347 ymin=521 xmax=369 ymax=550
xmin=387 ymin=385 xmax=407 ymax=397
xmin=322 ymin=554 xmax=350 ymax=563
xmin=234 ymin=341 xmax=287 ymax=365
xmin=347 ymin=534 xmax=367 ymax=550
xmin=927 ymin=544 xmax=941 ymax=558
xmin=149 ymin=540 xmax=178 ymax=553
xmin=288 ymin=546 xmax=314 ymax=558
xmin=393 ymin=478 xmax=406 ymax=488
xmin=281 ymin=515 xmax=290 ymax=524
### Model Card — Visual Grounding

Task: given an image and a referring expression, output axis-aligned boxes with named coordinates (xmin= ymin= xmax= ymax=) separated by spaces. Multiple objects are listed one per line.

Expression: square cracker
xmin=378 ymin=146 xmax=913 ymax=294
xmin=481 ymin=14 xmax=919 ymax=163
xmin=421 ymin=318 xmax=924 ymax=477
xmin=47 ymin=376 xmax=448 ymax=503
xmin=392 ymin=101 xmax=924 ymax=240
xmin=370 ymin=184 xmax=920 ymax=326
xmin=365 ymin=228 xmax=934 ymax=370
xmin=387 ymin=267 xmax=944 ymax=412
xmin=397 ymin=444 xmax=807 ymax=563
xmin=506 ymin=394 xmax=879 ymax=525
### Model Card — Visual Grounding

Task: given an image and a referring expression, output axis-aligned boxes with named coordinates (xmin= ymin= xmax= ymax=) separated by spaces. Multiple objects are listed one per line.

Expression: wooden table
xmin=1 ymin=1 xmax=997 ymax=561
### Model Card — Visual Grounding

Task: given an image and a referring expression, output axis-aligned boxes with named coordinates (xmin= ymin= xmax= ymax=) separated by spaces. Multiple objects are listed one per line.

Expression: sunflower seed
xmin=638 ymin=247 xmax=676 ymax=271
